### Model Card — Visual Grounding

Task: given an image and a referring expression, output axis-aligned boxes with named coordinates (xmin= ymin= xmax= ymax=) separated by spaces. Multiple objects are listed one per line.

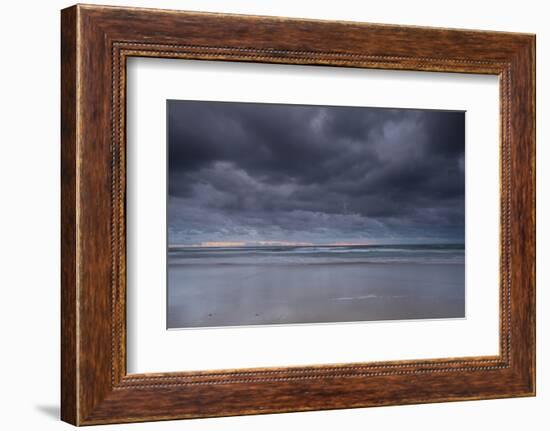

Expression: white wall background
xmin=0 ymin=1 xmax=546 ymax=429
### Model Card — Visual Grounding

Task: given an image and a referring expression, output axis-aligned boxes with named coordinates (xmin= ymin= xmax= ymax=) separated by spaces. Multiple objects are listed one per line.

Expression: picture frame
xmin=60 ymin=4 xmax=535 ymax=425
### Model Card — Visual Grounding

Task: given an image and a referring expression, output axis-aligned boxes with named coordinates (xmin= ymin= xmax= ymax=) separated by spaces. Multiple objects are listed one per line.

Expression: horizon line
xmin=168 ymin=240 xmax=465 ymax=249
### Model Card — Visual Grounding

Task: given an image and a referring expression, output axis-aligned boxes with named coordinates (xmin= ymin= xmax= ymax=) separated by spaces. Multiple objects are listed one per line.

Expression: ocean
xmin=167 ymin=244 xmax=465 ymax=329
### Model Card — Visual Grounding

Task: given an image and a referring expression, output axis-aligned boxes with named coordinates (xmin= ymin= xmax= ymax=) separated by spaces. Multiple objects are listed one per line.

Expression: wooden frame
xmin=61 ymin=4 xmax=535 ymax=426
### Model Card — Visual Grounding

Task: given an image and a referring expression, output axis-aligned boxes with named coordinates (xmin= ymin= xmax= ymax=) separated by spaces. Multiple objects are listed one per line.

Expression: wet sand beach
xmin=167 ymin=245 xmax=465 ymax=329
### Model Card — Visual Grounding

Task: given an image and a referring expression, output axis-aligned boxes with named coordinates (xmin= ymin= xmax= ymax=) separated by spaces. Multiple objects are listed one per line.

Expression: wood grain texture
xmin=60 ymin=5 xmax=78 ymax=425
xmin=60 ymin=4 xmax=535 ymax=425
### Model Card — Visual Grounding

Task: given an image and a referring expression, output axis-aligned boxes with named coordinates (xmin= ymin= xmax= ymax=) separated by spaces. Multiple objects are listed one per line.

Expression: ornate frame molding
xmin=61 ymin=5 xmax=535 ymax=425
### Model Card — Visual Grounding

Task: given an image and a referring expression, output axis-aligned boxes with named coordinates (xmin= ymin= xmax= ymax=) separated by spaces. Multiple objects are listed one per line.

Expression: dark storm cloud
xmin=167 ymin=100 xmax=465 ymax=245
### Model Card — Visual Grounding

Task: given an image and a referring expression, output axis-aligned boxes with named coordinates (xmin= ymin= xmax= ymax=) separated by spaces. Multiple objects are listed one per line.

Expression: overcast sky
xmin=167 ymin=100 xmax=465 ymax=246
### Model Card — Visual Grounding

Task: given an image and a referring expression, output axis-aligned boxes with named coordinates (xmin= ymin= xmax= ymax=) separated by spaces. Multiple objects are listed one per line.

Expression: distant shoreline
xmin=168 ymin=243 xmax=466 ymax=250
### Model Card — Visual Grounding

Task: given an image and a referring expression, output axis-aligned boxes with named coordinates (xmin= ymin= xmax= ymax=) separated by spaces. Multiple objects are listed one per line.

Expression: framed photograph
xmin=61 ymin=4 xmax=535 ymax=425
